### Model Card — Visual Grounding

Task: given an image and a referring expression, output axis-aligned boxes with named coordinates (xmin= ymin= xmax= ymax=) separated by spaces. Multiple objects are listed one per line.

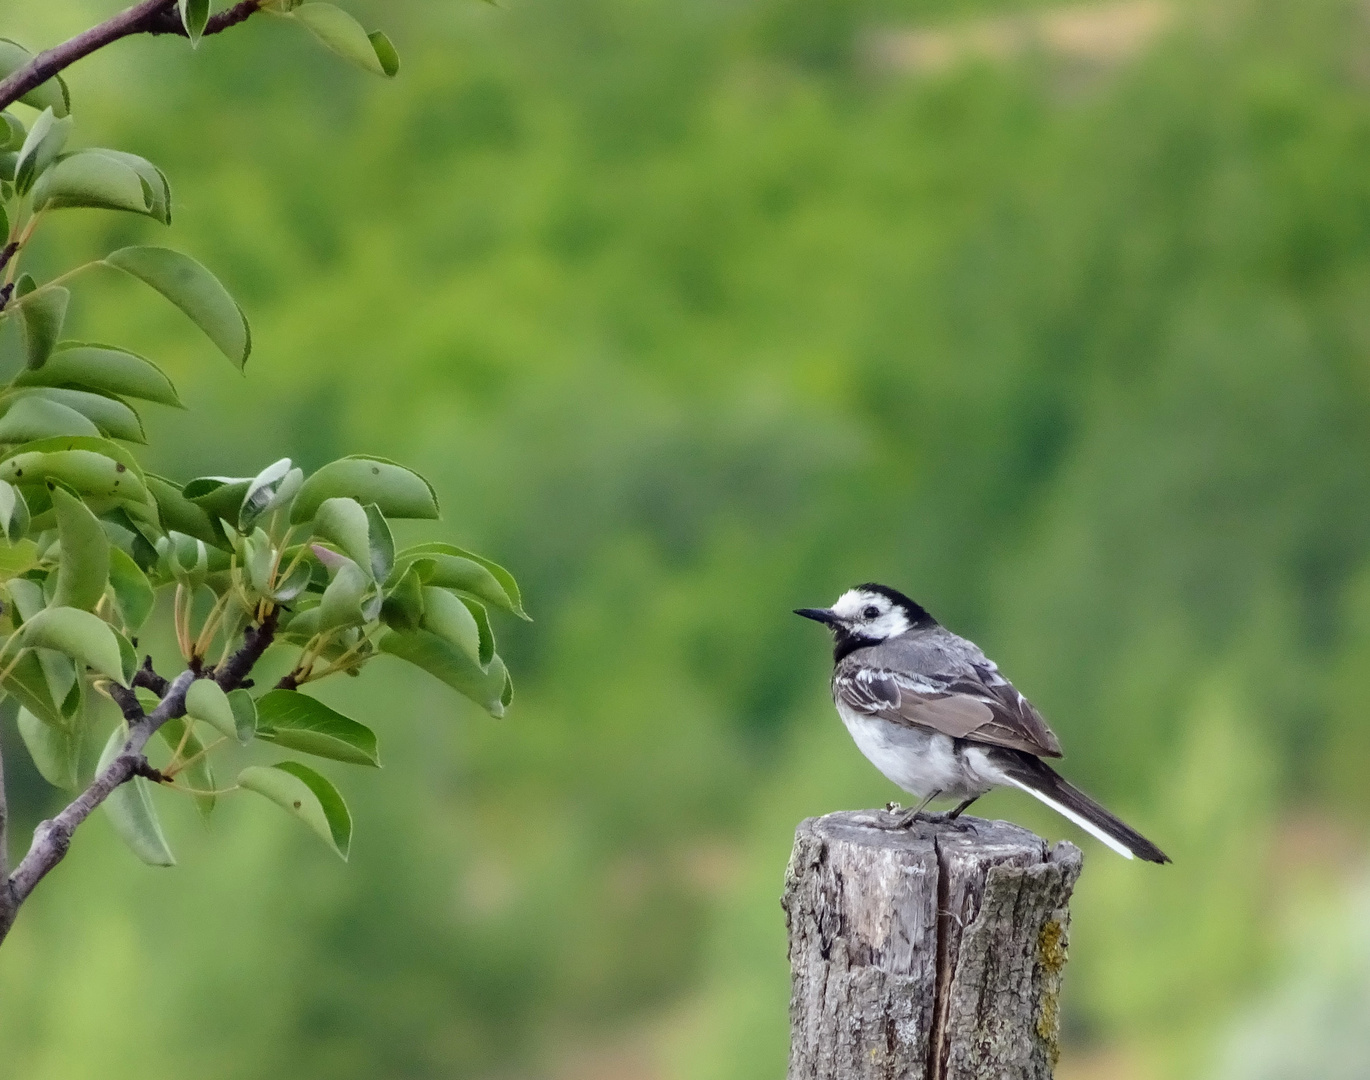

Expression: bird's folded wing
xmin=835 ymin=666 xmax=1063 ymax=758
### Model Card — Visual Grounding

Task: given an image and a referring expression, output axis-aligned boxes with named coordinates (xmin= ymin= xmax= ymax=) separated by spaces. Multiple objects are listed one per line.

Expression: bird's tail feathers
xmin=1000 ymin=757 xmax=1170 ymax=864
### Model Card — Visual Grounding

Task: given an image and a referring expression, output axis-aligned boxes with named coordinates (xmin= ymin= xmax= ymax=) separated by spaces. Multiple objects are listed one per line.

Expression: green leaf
xmin=239 ymin=458 xmax=300 ymax=531
xmin=104 ymin=246 xmax=251 ymax=367
xmin=21 ymin=606 xmax=124 ymax=682
xmin=147 ymin=474 xmax=221 ymax=546
xmin=14 ymin=343 xmax=182 ymax=407
xmin=419 ymin=586 xmax=485 ymax=667
xmin=159 ymin=717 xmax=215 ymax=818
xmin=311 ymin=497 xmax=370 ymax=572
xmin=460 ymin=596 xmax=495 ymax=667
xmin=51 ymin=484 xmax=110 ymax=611
xmin=16 ymin=705 xmax=79 ymax=789
xmin=83 ymin=150 xmax=171 ymax=224
xmin=317 ymin=558 xmax=370 ymax=632
xmin=1 ymin=435 xmax=146 ymax=485
xmin=291 ymin=456 xmax=438 ymax=523
xmin=98 ymin=726 xmax=175 ymax=866
xmin=1 ymin=652 xmax=60 ymax=725
xmin=226 ymin=687 xmax=257 ymax=744
xmin=0 ymin=479 xmax=30 ymax=544
xmin=12 ymin=107 xmax=71 ymax=195
xmin=364 ymin=504 xmax=394 ymax=581
xmin=179 ymin=0 xmax=210 ymax=44
xmin=279 ymin=603 xmax=321 ymax=643
xmin=30 ymin=150 xmax=155 ymax=217
xmin=17 ymin=286 xmax=69 ymax=369
xmin=0 ymin=395 xmax=97 ymax=441
xmin=270 ymin=557 xmax=313 ymax=602
xmin=367 ymin=31 xmax=400 ymax=77
xmin=183 ymin=476 xmax=251 ymax=524
xmin=159 ymin=531 xmax=208 ymax=589
xmin=185 ymin=678 xmax=237 ymax=743
xmin=380 ymin=564 xmax=425 ymax=631
xmin=238 ymin=761 xmax=352 ymax=859
xmin=0 ymin=541 xmax=37 ymax=581
xmin=0 ymin=112 xmax=24 ymax=151
xmin=14 ymin=388 xmax=145 ymax=443
xmin=0 ymin=446 xmax=148 ymax=504
xmin=0 ymin=40 xmax=70 ymax=116
xmin=33 ymin=644 xmax=80 ymax=722
xmin=241 ymin=528 xmax=275 ymax=594
xmin=254 ymin=689 xmax=380 ymax=767
xmin=400 ymin=542 xmax=528 ymax=619
xmin=378 ymin=629 xmax=511 ymax=717
xmin=114 ymin=625 xmax=137 ymax=684
xmin=107 ymin=548 xmax=154 ymax=631
xmin=293 ymin=4 xmax=399 ymax=78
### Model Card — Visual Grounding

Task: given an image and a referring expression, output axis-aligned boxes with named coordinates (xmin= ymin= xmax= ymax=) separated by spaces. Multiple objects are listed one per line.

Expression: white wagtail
xmin=796 ymin=583 xmax=1169 ymax=862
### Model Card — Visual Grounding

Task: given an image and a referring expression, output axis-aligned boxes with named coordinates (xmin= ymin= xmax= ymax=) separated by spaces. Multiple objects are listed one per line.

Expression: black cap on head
xmin=855 ymin=583 xmax=936 ymax=627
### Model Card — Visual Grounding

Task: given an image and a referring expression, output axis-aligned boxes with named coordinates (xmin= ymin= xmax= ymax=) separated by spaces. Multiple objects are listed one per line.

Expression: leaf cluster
xmin=0 ymin=8 xmax=524 ymax=867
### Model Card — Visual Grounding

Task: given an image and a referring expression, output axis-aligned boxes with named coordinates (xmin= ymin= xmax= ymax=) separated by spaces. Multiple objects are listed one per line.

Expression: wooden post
xmin=783 ymin=810 xmax=1083 ymax=1080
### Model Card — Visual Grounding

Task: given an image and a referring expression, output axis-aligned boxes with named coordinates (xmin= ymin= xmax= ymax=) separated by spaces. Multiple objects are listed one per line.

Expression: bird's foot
xmin=879 ymin=804 xmax=978 ymax=832
xmin=916 ymin=810 xmax=978 ymax=832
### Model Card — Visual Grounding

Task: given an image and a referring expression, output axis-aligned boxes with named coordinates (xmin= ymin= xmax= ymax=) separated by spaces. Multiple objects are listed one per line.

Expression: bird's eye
xmin=862 ymin=605 xmax=880 ymax=619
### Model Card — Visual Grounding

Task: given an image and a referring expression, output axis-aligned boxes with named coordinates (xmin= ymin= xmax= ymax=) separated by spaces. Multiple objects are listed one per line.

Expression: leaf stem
xmin=163 ymin=735 xmax=226 ymax=779
xmin=160 ymin=781 xmax=238 ymax=798
xmin=167 ymin=716 xmax=196 ymax=772
xmin=192 ymin=589 xmax=232 ymax=659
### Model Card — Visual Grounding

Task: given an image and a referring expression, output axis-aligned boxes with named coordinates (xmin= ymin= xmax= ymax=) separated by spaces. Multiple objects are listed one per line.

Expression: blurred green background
xmin=3 ymin=0 xmax=1370 ymax=1076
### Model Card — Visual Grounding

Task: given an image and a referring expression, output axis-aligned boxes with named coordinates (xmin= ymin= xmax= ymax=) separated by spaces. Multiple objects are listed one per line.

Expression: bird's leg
xmin=924 ymin=796 xmax=981 ymax=832
xmin=891 ymin=790 xmax=941 ymax=828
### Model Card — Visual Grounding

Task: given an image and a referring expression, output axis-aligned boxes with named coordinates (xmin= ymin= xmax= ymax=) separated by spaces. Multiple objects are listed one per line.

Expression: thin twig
xmin=0 ymin=615 xmax=279 ymax=945
xmin=214 ymin=607 xmax=277 ymax=691
xmin=0 ymin=729 xmax=9 ymax=882
xmin=106 ymin=682 xmax=146 ymax=724
xmin=0 ymin=0 xmax=265 ymax=114
xmin=132 ymin=656 xmax=170 ymax=697
xmin=0 ymin=667 xmax=194 ymax=944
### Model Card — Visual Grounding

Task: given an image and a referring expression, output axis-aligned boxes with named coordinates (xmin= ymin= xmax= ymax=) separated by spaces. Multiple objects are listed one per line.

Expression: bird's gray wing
xmin=835 ymin=663 xmax=1063 ymax=758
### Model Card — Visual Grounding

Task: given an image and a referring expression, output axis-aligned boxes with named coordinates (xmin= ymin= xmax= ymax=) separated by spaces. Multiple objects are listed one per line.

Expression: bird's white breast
xmin=836 ymin=700 xmax=972 ymax=799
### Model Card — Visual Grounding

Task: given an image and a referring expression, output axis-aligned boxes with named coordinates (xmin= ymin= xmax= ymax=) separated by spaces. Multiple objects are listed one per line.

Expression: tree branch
xmin=0 ymin=614 xmax=280 ymax=945
xmin=132 ymin=656 xmax=170 ymax=697
xmin=2 ymin=669 xmax=194 ymax=933
xmin=214 ymin=607 xmax=277 ymax=690
xmin=0 ymin=0 xmax=265 ymax=114
xmin=0 ymin=730 xmax=10 ymax=882
xmin=0 ymin=733 xmax=10 ymax=939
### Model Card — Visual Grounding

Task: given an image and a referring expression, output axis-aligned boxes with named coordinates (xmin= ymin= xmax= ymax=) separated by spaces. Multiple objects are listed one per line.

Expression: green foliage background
xmin=3 ymin=0 xmax=1370 ymax=1076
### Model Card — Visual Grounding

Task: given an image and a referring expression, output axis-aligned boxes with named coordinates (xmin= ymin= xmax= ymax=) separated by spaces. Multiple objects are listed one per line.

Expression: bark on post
xmin=783 ymin=810 xmax=1082 ymax=1080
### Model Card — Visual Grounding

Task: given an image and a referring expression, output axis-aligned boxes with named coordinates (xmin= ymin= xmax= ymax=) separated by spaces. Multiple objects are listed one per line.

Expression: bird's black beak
xmin=794 ymin=607 xmax=839 ymax=626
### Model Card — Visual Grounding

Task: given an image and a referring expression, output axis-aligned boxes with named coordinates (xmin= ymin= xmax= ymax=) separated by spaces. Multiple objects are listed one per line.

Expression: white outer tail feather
xmin=1005 ymin=776 xmax=1136 ymax=860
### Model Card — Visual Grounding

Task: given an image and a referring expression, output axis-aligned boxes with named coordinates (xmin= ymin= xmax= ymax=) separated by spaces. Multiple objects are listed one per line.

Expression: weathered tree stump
xmin=783 ymin=810 xmax=1083 ymax=1080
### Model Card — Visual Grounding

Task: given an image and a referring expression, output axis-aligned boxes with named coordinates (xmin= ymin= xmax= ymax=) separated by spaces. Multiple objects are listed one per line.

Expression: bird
xmin=795 ymin=583 xmax=1169 ymax=863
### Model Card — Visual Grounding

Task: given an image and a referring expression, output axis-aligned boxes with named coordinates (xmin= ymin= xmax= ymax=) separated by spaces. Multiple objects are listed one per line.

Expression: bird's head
xmin=795 ymin=583 xmax=935 ymax=656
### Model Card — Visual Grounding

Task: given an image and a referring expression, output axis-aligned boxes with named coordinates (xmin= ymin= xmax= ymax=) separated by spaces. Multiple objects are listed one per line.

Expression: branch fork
xmin=0 ymin=615 xmax=277 ymax=944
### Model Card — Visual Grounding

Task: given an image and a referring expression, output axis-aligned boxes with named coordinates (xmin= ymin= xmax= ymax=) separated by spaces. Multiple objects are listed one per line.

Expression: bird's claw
xmin=880 ymin=805 xmax=979 ymax=832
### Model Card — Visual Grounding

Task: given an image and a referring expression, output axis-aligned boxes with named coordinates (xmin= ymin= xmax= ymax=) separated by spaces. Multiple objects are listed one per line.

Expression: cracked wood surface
xmin=783 ymin=810 xmax=1082 ymax=1080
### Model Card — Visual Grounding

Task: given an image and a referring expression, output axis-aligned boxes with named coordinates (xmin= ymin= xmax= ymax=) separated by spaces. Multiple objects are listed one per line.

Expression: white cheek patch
xmin=865 ymin=609 xmax=910 ymax=638
xmin=831 ymin=590 xmax=910 ymax=640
